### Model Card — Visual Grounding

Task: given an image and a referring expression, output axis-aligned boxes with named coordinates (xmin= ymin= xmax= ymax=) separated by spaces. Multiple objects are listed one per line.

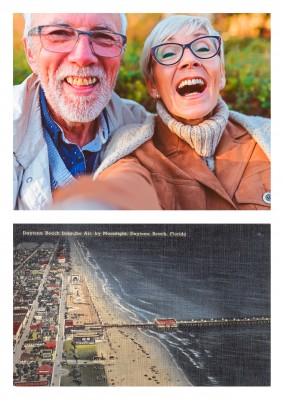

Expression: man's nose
xmin=179 ymin=47 xmax=201 ymax=69
xmin=67 ymin=33 xmax=97 ymax=67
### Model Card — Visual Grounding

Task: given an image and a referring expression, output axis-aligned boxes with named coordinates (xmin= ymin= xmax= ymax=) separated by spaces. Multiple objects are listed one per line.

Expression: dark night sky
xmin=14 ymin=223 xmax=270 ymax=265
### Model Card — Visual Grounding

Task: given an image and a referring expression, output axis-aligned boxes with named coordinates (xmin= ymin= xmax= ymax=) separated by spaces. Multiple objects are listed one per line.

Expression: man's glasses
xmin=151 ymin=36 xmax=221 ymax=66
xmin=28 ymin=25 xmax=127 ymax=58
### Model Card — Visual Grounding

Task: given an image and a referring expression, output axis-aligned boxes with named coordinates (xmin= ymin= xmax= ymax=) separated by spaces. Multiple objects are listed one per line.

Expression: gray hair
xmin=141 ymin=14 xmax=224 ymax=83
xmin=23 ymin=13 xmax=128 ymax=37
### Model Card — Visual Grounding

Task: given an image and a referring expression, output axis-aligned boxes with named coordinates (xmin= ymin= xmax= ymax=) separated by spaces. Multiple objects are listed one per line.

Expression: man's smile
xmin=65 ymin=76 xmax=98 ymax=86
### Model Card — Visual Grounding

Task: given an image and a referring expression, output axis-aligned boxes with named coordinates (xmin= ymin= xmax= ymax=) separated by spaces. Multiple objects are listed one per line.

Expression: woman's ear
xmin=145 ymin=76 xmax=159 ymax=99
xmin=219 ymin=64 xmax=226 ymax=90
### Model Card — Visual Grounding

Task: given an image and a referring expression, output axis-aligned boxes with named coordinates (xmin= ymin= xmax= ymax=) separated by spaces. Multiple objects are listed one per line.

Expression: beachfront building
xmin=154 ymin=318 xmax=178 ymax=331
xmin=85 ymin=322 xmax=104 ymax=338
xmin=57 ymin=256 xmax=66 ymax=264
xmin=73 ymin=332 xmax=96 ymax=345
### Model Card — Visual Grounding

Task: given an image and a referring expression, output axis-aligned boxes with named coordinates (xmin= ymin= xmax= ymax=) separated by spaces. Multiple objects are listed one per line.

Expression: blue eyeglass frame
xmin=27 ymin=25 xmax=127 ymax=56
xmin=150 ymin=35 xmax=222 ymax=66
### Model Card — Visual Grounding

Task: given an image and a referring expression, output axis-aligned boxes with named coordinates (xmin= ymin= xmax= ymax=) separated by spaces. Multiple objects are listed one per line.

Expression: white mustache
xmin=55 ymin=65 xmax=106 ymax=81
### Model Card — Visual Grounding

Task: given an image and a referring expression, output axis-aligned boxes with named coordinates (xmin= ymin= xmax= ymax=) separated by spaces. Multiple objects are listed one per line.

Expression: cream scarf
xmin=156 ymin=98 xmax=229 ymax=171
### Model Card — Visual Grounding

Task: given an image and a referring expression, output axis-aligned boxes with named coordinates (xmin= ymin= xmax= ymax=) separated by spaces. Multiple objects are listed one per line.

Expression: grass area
xmin=76 ymin=344 xmax=97 ymax=360
xmin=63 ymin=340 xmax=75 ymax=359
xmin=60 ymin=364 xmax=108 ymax=386
xmin=31 ymin=270 xmax=43 ymax=275
xmin=63 ymin=340 xmax=97 ymax=360
xmin=31 ymin=332 xmax=40 ymax=340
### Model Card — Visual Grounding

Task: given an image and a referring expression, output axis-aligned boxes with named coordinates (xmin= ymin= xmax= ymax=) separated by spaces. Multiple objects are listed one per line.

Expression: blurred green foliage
xmin=13 ymin=37 xmax=270 ymax=118
xmin=222 ymin=38 xmax=270 ymax=117
xmin=13 ymin=47 xmax=32 ymax=85
xmin=115 ymin=40 xmax=155 ymax=113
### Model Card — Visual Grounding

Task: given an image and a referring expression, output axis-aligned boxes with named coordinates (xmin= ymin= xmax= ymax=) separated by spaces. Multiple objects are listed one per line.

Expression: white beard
xmin=38 ymin=64 xmax=117 ymax=123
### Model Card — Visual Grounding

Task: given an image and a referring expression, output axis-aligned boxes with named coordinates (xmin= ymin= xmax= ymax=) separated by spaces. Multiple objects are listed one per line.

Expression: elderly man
xmin=14 ymin=13 xmax=158 ymax=210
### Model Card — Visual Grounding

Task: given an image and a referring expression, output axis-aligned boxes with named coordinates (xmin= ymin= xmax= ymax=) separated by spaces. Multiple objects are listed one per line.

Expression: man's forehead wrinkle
xmin=88 ymin=24 xmax=118 ymax=32
xmin=93 ymin=24 xmax=116 ymax=31
xmin=43 ymin=20 xmax=71 ymax=27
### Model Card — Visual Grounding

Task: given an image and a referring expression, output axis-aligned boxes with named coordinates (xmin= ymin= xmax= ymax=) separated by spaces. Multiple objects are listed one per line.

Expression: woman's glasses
xmin=151 ymin=36 xmax=221 ymax=66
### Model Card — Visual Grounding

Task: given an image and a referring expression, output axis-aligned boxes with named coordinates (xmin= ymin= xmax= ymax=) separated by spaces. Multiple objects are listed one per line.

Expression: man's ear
xmin=145 ymin=76 xmax=158 ymax=99
xmin=23 ymin=37 xmax=38 ymax=74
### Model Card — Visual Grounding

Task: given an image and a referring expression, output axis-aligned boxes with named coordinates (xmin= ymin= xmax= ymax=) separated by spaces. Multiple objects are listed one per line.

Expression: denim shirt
xmin=40 ymin=87 xmax=110 ymax=180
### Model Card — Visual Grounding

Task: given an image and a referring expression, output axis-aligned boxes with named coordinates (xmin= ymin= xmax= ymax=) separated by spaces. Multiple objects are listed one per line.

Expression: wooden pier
xmin=102 ymin=316 xmax=270 ymax=330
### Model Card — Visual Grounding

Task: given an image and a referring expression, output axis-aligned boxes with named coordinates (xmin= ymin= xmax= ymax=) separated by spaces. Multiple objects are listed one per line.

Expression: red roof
xmin=13 ymin=309 xmax=28 ymax=315
xmin=45 ymin=341 xmax=56 ymax=349
xmin=13 ymin=322 xmax=22 ymax=335
xmin=65 ymin=320 xmax=73 ymax=327
xmin=155 ymin=319 xmax=177 ymax=325
xmin=36 ymin=365 xmax=53 ymax=375
xmin=14 ymin=381 xmax=49 ymax=386
xmin=30 ymin=323 xmax=43 ymax=330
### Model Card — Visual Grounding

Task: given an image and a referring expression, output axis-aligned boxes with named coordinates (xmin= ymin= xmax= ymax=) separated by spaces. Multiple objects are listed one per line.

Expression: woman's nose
xmin=179 ymin=47 xmax=202 ymax=69
xmin=67 ymin=34 xmax=98 ymax=67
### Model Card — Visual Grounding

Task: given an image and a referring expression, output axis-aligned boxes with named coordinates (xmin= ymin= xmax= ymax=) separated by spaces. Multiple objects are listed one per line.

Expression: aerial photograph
xmin=13 ymin=224 xmax=270 ymax=386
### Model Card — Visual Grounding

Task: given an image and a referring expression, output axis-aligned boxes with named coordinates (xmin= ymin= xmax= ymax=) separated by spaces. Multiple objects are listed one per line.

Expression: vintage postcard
xmin=13 ymin=224 xmax=270 ymax=387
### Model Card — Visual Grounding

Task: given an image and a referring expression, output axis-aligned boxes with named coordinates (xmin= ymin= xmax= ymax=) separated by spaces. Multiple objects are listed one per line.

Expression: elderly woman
xmin=54 ymin=15 xmax=270 ymax=210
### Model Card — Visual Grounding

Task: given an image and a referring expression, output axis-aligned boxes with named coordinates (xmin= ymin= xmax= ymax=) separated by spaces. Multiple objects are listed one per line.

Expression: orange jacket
xmin=53 ymin=114 xmax=270 ymax=210
xmin=95 ymin=116 xmax=270 ymax=210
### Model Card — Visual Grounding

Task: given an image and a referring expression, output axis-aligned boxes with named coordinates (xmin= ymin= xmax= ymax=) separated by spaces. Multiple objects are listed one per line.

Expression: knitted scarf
xmin=156 ymin=97 xmax=229 ymax=171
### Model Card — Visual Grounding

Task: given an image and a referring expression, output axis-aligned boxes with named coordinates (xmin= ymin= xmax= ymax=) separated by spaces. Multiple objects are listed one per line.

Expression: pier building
xmin=155 ymin=318 xmax=178 ymax=331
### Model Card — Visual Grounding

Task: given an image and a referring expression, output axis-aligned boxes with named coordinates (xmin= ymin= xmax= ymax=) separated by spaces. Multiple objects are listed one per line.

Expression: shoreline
xmin=72 ymin=245 xmax=191 ymax=386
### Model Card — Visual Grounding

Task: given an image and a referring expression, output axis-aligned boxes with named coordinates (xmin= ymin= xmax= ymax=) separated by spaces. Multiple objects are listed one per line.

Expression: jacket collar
xmin=13 ymin=74 xmax=46 ymax=169
xmin=153 ymin=115 xmax=249 ymax=155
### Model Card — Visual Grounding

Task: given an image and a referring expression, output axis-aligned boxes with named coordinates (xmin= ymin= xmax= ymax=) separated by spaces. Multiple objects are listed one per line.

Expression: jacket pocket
xmin=152 ymin=174 xmax=207 ymax=210
xmin=234 ymin=168 xmax=270 ymax=210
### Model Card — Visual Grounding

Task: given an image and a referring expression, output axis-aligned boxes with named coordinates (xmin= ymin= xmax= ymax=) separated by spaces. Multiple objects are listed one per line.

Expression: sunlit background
xmin=13 ymin=13 xmax=270 ymax=117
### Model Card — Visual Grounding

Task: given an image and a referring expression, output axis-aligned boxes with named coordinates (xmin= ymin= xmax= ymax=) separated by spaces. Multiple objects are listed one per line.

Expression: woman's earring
xmin=156 ymin=93 xmax=160 ymax=99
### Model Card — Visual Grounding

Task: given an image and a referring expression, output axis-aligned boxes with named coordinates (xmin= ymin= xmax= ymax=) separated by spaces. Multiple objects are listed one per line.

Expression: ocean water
xmin=77 ymin=224 xmax=270 ymax=386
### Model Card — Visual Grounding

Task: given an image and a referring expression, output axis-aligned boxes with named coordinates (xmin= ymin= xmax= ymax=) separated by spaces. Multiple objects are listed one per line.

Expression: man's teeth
xmin=66 ymin=76 xmax=97 ymax=86
xmin=178 ymin=78 xmax=205 ymax=89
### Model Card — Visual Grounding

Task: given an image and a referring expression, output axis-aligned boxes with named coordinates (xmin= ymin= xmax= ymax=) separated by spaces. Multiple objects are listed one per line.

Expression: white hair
xmin=141 ymin=14 xmax=224 ymax=83
xmin=23 ymin=13 xmax=127 ymax=37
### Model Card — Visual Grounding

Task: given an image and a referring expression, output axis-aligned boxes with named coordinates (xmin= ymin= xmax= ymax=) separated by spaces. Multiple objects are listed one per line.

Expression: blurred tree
xmin=13 ymin=14 xmax=32 ymax=84
xmin=14 ymin=13 xmax=270 ymax=117
xmin=222 ymin=37 xmax=270 ymax=117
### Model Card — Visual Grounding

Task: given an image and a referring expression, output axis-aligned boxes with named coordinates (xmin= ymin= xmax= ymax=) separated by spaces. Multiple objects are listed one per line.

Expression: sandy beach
xmin=72 ymin=246 xmax=190 ymax=386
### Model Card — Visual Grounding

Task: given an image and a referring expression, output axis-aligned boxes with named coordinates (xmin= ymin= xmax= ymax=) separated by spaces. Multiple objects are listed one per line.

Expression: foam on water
xmin=72 ymin=237 xmax=270 ymax=386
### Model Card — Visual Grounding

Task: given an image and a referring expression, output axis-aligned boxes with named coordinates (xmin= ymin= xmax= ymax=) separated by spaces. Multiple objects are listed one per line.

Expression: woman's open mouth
xmin=176 ymin=78 xmax=207 ymax=96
